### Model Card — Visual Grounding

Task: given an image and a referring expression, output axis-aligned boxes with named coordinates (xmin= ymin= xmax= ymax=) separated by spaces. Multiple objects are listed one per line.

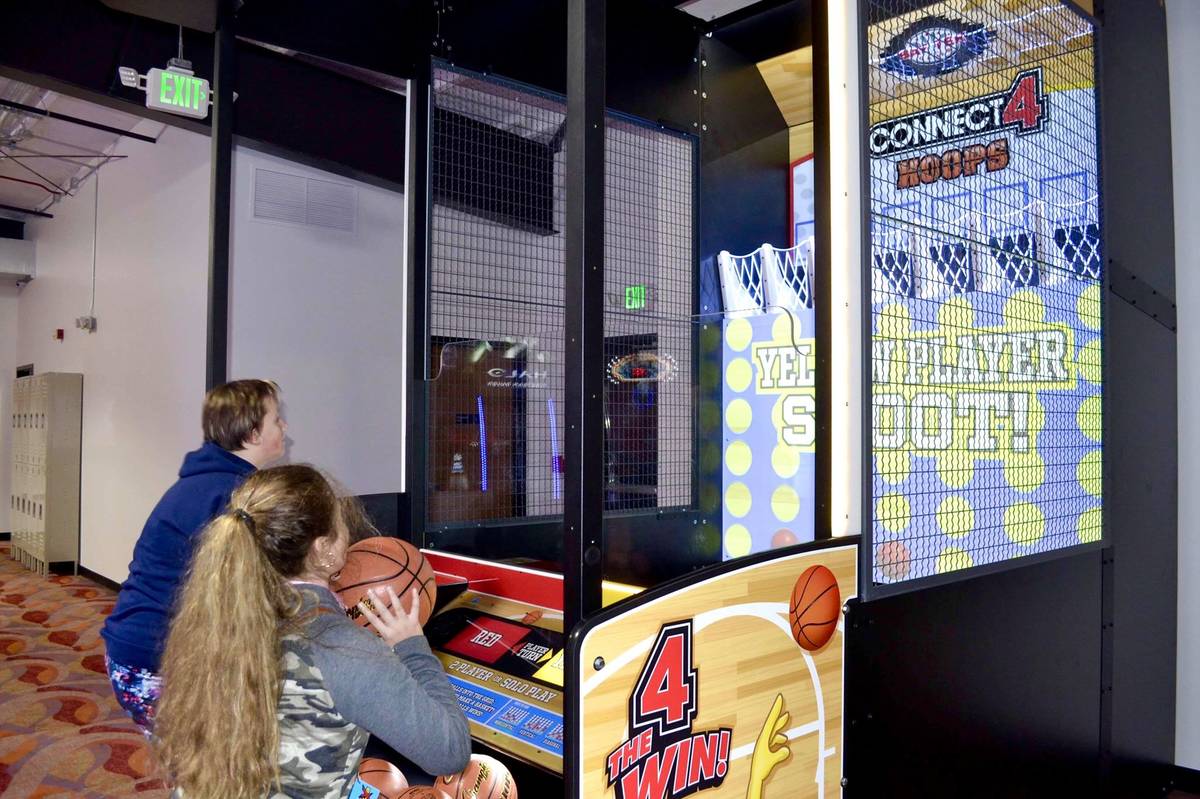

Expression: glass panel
xmin=423 ymin=304 xmax=815 ymax=583
xmin=865 ymin=0 xmax=1103 ymax=588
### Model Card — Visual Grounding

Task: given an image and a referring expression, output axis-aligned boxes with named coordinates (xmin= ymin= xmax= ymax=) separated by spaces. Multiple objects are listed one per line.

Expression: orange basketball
xmin=395 ymin=788 xmax=452 ymax=799
xmin=788 ymin=564 xmax=841 ymax=651
xmin=876 ymin=540 xmax=911 ymax=580
xmin=357 ymin=757 xmax=409 ymax=798
xmin=440 ymin=755 xmax=518 ymax=799
xmin=332 ymin=537 xmax=437 ymax=628
xmin=771 ymin=528 xmax=798 ymax=548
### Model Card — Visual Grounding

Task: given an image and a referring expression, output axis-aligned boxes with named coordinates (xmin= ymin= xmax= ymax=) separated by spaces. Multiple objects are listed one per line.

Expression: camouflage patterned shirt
xmin=270 ymin=586 xmax=471 ymax=798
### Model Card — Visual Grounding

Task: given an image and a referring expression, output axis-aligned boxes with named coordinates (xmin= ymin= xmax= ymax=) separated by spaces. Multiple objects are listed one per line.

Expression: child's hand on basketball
xmin=358 ymin=586 xmax=424 ymax=648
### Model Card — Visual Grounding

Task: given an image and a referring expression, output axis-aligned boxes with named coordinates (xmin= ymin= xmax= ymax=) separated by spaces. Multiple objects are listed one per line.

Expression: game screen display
xmin=425 ymin=608 xmax=564 ymax=688
xmin=866 ymin=0 xmax=1102 ymax=588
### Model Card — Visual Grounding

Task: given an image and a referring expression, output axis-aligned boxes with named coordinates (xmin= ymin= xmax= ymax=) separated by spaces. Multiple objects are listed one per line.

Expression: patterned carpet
xmin=0 ymin=546 xmax=168 ymax=798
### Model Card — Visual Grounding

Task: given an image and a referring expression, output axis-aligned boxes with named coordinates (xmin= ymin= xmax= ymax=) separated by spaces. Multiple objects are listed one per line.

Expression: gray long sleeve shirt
xmin=272 ymin=585 xmax=472 ymax=798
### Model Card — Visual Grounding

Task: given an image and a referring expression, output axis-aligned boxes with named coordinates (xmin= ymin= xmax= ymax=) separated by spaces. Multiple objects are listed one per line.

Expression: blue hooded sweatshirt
xmin=101 ymin=442 xmax=256 ymax=671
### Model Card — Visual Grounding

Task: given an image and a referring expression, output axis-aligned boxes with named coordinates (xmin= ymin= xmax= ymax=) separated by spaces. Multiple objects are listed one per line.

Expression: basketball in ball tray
xmin=332 ymin=537 xmax=437 ymax=628
xmin=439 ymin=755 xmax=518 ymax=799
xmin=395 ymin=788 xmax=452 ymax=799
xmin=789 ymin=564 xmax=841 ymax=651
xmin=356 ymin=758 xmax=409 ymax=798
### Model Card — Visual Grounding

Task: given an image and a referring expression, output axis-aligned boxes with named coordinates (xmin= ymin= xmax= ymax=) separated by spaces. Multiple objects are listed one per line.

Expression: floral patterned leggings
xmin=105 ymin=656 xmax=161 ymax=734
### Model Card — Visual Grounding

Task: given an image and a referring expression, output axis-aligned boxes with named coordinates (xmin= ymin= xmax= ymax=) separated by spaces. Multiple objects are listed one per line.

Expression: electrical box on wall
xmin=0 ymin=238 xmax=35 ymax=285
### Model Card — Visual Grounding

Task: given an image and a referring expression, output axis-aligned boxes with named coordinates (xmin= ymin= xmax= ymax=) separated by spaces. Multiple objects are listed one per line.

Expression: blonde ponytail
xmin=154 ymin=466 xmax=339 ymax=798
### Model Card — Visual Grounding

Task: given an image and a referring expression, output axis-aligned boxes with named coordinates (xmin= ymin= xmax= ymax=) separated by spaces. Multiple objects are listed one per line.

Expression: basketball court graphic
xmin=576 ymin=544 xmax=856 ymax=799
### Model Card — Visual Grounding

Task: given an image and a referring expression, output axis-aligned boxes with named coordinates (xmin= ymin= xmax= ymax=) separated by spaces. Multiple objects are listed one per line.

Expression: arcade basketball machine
xmin=384 ymin=0 xmax=1104 ymax=796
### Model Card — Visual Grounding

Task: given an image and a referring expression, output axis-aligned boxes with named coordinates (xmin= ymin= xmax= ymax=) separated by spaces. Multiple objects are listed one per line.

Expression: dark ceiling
xmin=0 ymin=0 xmax=819 ymax=187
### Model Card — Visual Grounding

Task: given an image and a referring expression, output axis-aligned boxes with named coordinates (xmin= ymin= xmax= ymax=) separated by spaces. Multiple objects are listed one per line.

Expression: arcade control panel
xmin=424 ymin=552 xmax=567 ymax=774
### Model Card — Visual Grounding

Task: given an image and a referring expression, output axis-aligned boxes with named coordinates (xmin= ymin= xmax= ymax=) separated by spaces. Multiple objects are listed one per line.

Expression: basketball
xmin=357 ymin=757 xmax=409 ymax=798
xmin=332 ymin=536 xmax=437 ymax=628
xmin=876 ymin=540 xmax=911 ymax=581
xmin=788 ymin=564 xmax=841 ymax=651
xmin=771 ymin=528 xmax=798 ymax=548
xmin=395 ymin=788 xmax=452 ymax=799
xmin=440 ymin=755 xmax=518 ymax=799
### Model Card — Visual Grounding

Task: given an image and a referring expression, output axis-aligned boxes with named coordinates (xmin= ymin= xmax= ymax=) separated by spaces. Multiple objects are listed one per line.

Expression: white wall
xmin=229 ymin=146 xmax=407 ymax=496
xmin=1171 ymin=0 xmax=1200 ymax=770
xmin=0 ymin=283 xmax=19 ymax=533
xmin=16 ymin=125 xmax=211 ymax=582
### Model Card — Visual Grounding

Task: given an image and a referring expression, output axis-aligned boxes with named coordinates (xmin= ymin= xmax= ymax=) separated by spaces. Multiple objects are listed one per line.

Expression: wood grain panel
xmin=577 ymin=545 xmax=857 ymax=799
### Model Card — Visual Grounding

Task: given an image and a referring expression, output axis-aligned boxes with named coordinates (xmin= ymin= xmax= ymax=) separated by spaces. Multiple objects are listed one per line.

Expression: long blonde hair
xmin=154 ymin=464 xmax=341 ymax=798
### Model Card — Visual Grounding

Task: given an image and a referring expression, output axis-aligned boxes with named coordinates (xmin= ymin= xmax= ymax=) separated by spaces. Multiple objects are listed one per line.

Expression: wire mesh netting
xmin=864 ymin=1 xmax=1103 ymax=586
xmin=426 ymin=62 xmax=697 ymax=528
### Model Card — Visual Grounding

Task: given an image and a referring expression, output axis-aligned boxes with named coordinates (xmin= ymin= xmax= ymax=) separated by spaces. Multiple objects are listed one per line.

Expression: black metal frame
xmin=856 ymin=0 xmax=1108 ymax=602
xmin=205 ymin=0 xmax=235 ymax=391
xmin=812 ymin=0 xmax=833 ymax=540
xmin=1081 ymin=0 xmax=1113 ymax=780
xmin=563 ymin=0 xmax=605 ymax=791
xmin=406 ymin=59 xmax=433 ymax=541
xmin=563 ymin=0 xmax=606 ymax=635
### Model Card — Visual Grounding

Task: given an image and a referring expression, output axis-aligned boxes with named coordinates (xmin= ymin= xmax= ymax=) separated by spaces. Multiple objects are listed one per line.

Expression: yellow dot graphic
xmin=725 ymin=317 xmax=753 ymax=352
xmin=1004 ymin=453 xmax=1045 ymax=494
xmin=1078 ymin=507 xmax=1103 ymax=544
xmin=772 ymin=443 xmax=800 ymax=478
xmin=936 ymin=296 xmax=976 ymax=331
xmin=725 ymin=441 xmax=752 ymax=476
xmin=771 ymin=485 xmax=800 ymax=522
xmin=725 ymin=358 xmax=753 ymax=393
xmin=877 ymin=450 xmax=911 ymax=485
xmin=1003 ymin=289 xmax=1046 ymax=326
xmin=1077 ymin=284 xmax=1102 ymax=330
xmin=725 ymin=482 xmax=752 ymax=518
xmin=877 ymin=492 xmax=910 ymax=533
xmin=936 ymin=496 xmax=974 ymax=539
xmin=1079 ymin=339 xmax=1103 ymax=385
xmin=937 ymin=547 xmax=973 ymax=574
xmin=1077 ymin=450 xmax=1103 ymax=497
xmin=1077 ymin=396 xmax=1102 ymax=442
xmin=725 ymin=524 xmax=752 ymax=558
xmin=726 ymin=399 xmax=752 ymax=434
xmin=937 ymin=451 xmax=974 ymax=488
xmin=772 ymin=309 xmax=801 ymax=344
xmin=1004 ymin=502 xmax=1045 ymax=546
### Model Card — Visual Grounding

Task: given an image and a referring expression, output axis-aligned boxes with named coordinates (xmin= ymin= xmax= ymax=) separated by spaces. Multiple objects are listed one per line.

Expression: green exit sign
xmin=625 ymin=284 xmax=648 ymax=310
xmin=146 ymin=68 xmax=210 ymax=119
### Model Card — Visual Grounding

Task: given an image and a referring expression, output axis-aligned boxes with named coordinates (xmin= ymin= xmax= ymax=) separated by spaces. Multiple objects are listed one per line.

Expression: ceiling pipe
xmin=0 ymin=98 xmax=158 ymax=144
xmin=0 ymin=201 xmax=52 ymax=218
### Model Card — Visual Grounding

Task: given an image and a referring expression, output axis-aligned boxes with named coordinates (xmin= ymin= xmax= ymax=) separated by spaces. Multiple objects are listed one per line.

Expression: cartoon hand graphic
xmin=746 ymin=693 xmax=791 ymax=799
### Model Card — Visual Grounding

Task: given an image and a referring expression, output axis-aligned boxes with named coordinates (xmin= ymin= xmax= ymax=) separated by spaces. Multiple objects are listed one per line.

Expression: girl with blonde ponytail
xmin=154 ymin=465 xmax=470 ymax=798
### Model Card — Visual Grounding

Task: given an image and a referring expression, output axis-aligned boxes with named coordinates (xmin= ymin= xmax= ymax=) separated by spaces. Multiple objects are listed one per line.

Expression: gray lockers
xmin=9 ymin=373 xmax=82 ymax=575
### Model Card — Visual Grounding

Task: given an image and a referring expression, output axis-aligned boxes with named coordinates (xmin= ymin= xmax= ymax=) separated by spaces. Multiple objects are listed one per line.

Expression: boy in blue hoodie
xmin=101 ymin=379 xmax=287 ymax=732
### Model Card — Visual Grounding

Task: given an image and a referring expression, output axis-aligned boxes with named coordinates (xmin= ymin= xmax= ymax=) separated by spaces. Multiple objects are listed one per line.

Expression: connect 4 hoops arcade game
xmin=392 ymin=0 xmax=1114 ymax=796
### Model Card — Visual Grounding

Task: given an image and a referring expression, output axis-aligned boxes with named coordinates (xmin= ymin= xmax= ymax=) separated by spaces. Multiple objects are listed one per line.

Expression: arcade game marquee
xmin=381 ymin=0 xmax=1103 ymax=796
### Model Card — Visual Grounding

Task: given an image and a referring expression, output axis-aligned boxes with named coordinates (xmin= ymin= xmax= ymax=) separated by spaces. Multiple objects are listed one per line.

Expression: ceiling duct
xmin=0 ymin=85 xmax=52 ymax=148
xmin=0 ymin=236 xmax=35 ymax=286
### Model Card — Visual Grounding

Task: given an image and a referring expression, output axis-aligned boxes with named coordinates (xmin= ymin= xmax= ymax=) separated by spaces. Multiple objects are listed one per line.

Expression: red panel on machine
xmin=423 ymin=551 xmax=563 ymax=611
xmin=444 ymin=616 xmax=531 ymax=664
